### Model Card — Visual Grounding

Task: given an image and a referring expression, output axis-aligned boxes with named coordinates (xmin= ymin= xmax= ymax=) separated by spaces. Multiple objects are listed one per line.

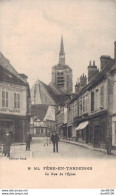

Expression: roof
xmin=0 ymin=52 xmax=27 ymax=84
xmin=0 ymin=64 xmax=28 ymax=86
xmin=38 ymin=80 xmax=62 ymax=104
xmin=69 ymin=58 xmax=115 ymax=104
xmin=59 ymin=36 xmax=65 ymax=55
xmin=31 ymin=104 xmax=49 ymax=121
xmin=40 ymin=80 xmax=71 ymax=104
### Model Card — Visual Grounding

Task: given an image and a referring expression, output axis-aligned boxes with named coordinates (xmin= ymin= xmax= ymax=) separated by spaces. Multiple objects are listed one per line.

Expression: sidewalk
xmin=60 ymin=139 xmax=116 ymax=156
xmin=0 ymin=144 xmax=32 ymax=160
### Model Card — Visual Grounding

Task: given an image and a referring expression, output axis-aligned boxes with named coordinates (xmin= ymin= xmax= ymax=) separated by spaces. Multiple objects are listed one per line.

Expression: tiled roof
xmin=31 ymin=104 xmax=49 ymax=121
xmin=39 ymin=80 xmax=62 ymax=104
xmin=40 ymin=80 xmax=71 ymax=105
xmin=0 ymin=52 xmax=26 ymax=84
xmin=0 ymin=64 xmax=27 ymax=86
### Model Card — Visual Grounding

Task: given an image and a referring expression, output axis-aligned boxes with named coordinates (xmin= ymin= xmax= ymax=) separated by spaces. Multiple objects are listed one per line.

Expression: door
xmin=94 ymin=125 xmax=100 ymax=148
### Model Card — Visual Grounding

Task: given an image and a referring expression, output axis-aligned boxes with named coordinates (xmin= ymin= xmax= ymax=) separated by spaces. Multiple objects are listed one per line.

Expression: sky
xmin=0 ymin=0 xmax=116 ymax=90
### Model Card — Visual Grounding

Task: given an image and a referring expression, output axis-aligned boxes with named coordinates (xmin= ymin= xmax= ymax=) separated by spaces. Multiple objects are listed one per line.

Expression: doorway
xmin=94 ymin=125 xmax=100 ymax=148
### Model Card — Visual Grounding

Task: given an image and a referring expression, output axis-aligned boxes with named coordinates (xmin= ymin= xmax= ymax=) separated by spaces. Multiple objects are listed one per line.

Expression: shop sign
xmin=0 ymin=107 xmax=20 ymax=113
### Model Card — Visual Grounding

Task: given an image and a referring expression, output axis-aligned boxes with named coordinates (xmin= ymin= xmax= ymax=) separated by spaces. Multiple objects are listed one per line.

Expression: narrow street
xmin=31 ymin=137 xmax=116 ymax=159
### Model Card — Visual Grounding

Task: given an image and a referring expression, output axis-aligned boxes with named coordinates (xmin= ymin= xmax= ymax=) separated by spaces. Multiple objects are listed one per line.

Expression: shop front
xmin=0 ymin=114 xmax=29 ymax=143
xmin=62 ymin=123 xmax=67 ymax=139
xmin=67 ymin=125 xmax=72 ymax=140
xmin=76 ymin=121 xmax=89 ymax=143
xmin=112 ymin=115 xmax=116 ymax=149
xmin=57 ymin=124 xmax=63 ymax=138
xmin=89 ymin=112 xmax=107 ymax=149
xmin=0 ymin=119 xmax=14 ymax=142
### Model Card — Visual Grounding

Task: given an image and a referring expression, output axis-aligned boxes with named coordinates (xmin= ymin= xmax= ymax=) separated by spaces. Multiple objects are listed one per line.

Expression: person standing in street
xmin=26 ymin=131 xmax=32 ymax=151
xmin=3 ymin=129 xmax=12 ymax=157
xmin=51 ymin=131 xmax=59 ymax=153
xmin=44 ymin=136 xmax=49 ymax=146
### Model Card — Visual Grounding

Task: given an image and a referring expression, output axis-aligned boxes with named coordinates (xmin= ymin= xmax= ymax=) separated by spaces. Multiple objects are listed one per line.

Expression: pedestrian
xmin=51 ymin=131 xmax=59 ymax=153
xmin=44 ymin=136 xmax=49 ymax=146
xmin=26 ymin=131 xmax=32 ymax=151
xmin=3 ymin=129 xmax=12 ymax=157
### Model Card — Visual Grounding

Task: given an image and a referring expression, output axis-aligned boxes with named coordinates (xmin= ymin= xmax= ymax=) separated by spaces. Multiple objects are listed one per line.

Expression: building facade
xmin=56 ymin=41 xmax=116 ymax=150
xmin=0 ymin=52 xmax=31 ymax=143
xmin=30 ymin=104 xmax=56 ymax=136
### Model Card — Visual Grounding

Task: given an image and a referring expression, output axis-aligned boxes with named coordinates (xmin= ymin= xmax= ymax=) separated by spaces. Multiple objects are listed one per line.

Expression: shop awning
xmin=76 ymin=121 xmax=89 ymax=131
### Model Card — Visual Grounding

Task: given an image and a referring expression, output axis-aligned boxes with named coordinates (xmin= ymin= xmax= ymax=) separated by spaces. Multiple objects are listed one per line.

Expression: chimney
xmin=100 ymin=55 xmax=111 ymax=70
xmin=80 ymin=73 xmax=87 ymax=88
xmin=75 ymin=79 xmax=80 ymax=94
xmin=88 ymin=61 xmax=99 ymax=82
xmin=114 ymin=41 xmax=116 ymax=62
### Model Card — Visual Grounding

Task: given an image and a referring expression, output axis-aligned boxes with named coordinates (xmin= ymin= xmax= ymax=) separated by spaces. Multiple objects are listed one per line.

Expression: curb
xmin=60 ymin=139 xmax=116 ymax=156
xmin=0 ymin=143 xmax=26 ymax=146
xmin=11 ymin=143 xmax=26 ymax=146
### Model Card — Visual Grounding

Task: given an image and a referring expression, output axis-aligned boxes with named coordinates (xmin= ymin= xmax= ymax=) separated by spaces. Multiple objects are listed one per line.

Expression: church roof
xmin=39 ymin=80 xmax=71 ymax=105
xmin=31 ymin=79 xmax=71 ymax=105
xmin=39 ymin=80 xmax=61 ymax=104
xmin=31 ymin=104 xmax=49 ymax=121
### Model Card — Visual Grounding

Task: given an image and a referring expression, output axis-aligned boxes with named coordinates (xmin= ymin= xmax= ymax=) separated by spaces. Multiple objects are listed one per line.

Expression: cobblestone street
xmin=31 ymin=137 xmax=116 ymax=159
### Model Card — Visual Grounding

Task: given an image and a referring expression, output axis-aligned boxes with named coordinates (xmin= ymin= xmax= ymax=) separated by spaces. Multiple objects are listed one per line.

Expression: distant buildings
xmin=31 ymin=37 xmax=116 ymax=151
xmin=0 ymin=52 xmax=31 ymax=143
xmin=30 ymin=104 xmax=55 ymax=136
xmin=30 ymin=37 xmax=72 ymax=135
xmin=56 ymin=42 xmax=116 ymax=150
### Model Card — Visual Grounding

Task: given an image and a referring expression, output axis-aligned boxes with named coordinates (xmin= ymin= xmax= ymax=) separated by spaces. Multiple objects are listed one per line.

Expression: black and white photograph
xmin=0 ymin=0 xmax=116 ymax=190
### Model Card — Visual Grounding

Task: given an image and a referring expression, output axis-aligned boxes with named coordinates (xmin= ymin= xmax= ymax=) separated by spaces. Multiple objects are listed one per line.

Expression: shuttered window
xmin=91 ymin=91 xmax=94 ymax=112
xmin=14 ymin=93 xmax=20 ymax=109
xmin=100 ymin=86 xmax=104 ymax=107
xmin=2 ymin=91 xmax=8 ymax=107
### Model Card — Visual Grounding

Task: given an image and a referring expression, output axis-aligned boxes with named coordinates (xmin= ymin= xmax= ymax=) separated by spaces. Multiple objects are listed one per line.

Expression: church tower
xmin=51 ymin=37 xmax=73 ymax=94
xmin=59 ymin=36 xmax=65 ymax=65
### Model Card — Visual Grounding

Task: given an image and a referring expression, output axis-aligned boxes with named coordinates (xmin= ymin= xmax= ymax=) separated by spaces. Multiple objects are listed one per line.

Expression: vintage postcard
xmin=0 ymin=0 xmax=116 ymax=189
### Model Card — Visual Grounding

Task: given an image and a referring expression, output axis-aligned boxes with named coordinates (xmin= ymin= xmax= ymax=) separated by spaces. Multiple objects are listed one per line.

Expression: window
xmin=14 ymin=93 xmax=20 ymax=109
xmin=91 ymin=91 xmax=94 ymax=112
xmin=57 ymin=72 xmax=60 ymax=76
xmin=79 ymin=100 xmax=82 ymax=116
xmin=77 ymin=104 xmax=79 ymax=116
xmin=86 ymin=95 xmax=89 ymax=112
xmin=100 ymin=86 xmax=104 ymax=107
xmin=83 ymin=97 xmax=85 ymax=113
xmin=2 ymin=91 xmax=8 ymax=107
xmin=95 ymin=89 xmax=99 ymax=110
xmin=57 ymin=72 xmax=64 ymax=87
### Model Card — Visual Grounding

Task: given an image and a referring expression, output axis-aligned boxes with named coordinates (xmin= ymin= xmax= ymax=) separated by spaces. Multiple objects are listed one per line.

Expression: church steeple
xmin=59 ymin=36 xmax=65 ymax=65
